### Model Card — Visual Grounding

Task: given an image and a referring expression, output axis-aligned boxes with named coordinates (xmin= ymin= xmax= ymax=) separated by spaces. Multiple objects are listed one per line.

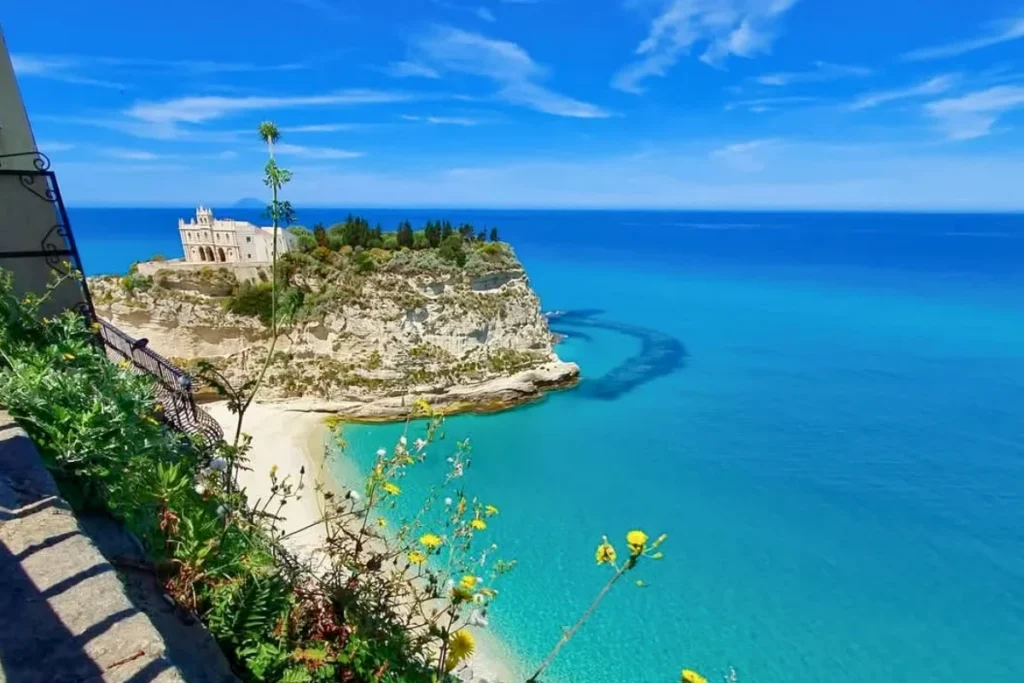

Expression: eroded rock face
xmin=90 ymin=254 xmax=579 ymax=418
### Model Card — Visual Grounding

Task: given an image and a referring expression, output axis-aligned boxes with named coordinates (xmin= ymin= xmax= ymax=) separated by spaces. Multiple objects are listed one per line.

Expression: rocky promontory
xmin=89 ymin=235 xmax=578 ymax=420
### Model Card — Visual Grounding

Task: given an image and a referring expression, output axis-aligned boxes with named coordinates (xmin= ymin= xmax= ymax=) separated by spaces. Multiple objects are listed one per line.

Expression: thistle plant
xmin=526 ymin=528 xmax=668 ymax=682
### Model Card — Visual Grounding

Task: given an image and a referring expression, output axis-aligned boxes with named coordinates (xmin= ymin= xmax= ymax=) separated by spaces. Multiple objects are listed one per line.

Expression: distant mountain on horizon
xmin=231 ymin=197 xmax=264 ymax=209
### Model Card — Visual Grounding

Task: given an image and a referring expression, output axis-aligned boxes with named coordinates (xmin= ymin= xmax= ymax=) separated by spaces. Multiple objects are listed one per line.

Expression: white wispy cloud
xmin=102 ymin=148 xmax=162 ymax=161
xmin=386 ymin=61 xmax=442 ymax=79
xmin=13 ymin=53 xmax=308 ymax=87
xmin=613 ymin=0 xmax=800 ymax=94
xmin=476 ymin=7 xmax=497 ymax=21
xmin=926 ymin=85 xmax=1024 ymax=140
xmin=281 ymin=123 xmax=364 ymax=133
xmin=849 ymin=74 xmax=956 ymax=110
xmin=724 ymin=96 xmax=820 ymax=112
xmin=756 ymin=60 xmax=871 ymax=86
xmin=275 ymin=143 xmax=365 ymax=159
xmin=36 ymin=141 xmax=76 ymax=153
xmin=709 ymin=138 xmax=781 ymax=172
xmin=126 ymin=90 xmax=412 ymax=125
xmin=402 ymin=114 xmax=481 ymax=125
xmin=411 ymin=26 xmax=610 ymax=118
xmin=100 ymin=147 xmax=239 ymax=161
xmin=11 ymin=55 xmax=125 ymax=89
xmin=902 ymin=17 xmax=1024 ymax=61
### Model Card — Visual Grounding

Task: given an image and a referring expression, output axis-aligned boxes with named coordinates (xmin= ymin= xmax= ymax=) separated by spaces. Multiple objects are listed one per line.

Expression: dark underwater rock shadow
xmin=547 ymin=309 xmax=688 ymax=400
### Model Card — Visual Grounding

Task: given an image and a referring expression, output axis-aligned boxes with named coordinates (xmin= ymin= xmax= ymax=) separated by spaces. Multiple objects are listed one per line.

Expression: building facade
xmin=178 ymin=206 xmax=296 ymax=264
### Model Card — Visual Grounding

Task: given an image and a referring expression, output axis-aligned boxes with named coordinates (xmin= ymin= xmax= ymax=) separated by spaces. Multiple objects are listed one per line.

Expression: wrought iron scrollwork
xmin=0 ymin=162 xmax=96 ymax=316
xmin=0 ymin=150 xmax=52 ymax=171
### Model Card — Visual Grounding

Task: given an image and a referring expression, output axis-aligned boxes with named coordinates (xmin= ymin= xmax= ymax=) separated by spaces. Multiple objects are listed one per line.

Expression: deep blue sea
xmin=71 ymin=208 xmax=1024 ymax=683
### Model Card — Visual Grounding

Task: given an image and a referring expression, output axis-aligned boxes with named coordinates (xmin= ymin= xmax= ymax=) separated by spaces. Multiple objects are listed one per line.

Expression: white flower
xmin=209 ymin=457 xmax=228 ymax=472
xmin=446 ymin=579 xmax=455 ymax=590
xmin=447 ymin=457 xmax=454 ymax=463
xmin=346 ymin=490 xmax=362 ymax=502
xmin=414 ymin=438 xmax=426 ymax=451
xmin=194 ymin=483 xmax=207 ymax=496
xmin=376 ymin=448 xmax=387 ymax=457
xmin=444 ymin=497 xmax=453 ymax=506
xmin=468 ymin=609 xmax=489 ymax=628
xmin=216 ymin=504 xmax=228 ymax=517
xmin=453 ymin=462 xmax=464 ymax=478
xmin=399 ymin=435 xmax=407 ymax=446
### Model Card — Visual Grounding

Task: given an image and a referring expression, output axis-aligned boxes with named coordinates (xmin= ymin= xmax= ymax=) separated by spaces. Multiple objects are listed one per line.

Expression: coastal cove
xmin=72 ymin=208 xmax=1024 ymax=683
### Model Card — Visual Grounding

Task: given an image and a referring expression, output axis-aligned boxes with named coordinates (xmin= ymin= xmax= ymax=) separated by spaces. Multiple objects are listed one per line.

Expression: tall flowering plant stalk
xmin=526 ymin=529 xmax=668 ymax=682
xmin=302 ymin=400 xmax=515 ymax=678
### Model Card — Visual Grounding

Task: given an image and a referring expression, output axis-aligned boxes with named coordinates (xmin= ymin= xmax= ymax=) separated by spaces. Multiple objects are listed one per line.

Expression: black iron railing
xmin=97 ymin=319 xmax=224 ymax=446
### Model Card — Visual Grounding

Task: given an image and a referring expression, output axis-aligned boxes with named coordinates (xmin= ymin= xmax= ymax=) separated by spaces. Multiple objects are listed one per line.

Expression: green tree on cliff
xmin=489 ymin=227 xmax=500 ymax=242
xmin=397 ymin=220 xmax=414 ymax=249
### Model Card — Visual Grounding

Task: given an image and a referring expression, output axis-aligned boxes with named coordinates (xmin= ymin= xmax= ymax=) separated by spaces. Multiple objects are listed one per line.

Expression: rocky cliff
xmin=89 ymin=244 xmax=578 ymax=420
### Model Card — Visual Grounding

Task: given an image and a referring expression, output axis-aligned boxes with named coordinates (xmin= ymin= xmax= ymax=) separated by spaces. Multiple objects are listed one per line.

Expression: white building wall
xmin=177 ymin=208 xmax=294 ymax=264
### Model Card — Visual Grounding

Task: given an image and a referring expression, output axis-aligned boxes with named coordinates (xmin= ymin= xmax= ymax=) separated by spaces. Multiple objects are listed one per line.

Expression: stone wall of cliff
xmin=89 ymin=246 xmax=578 ymax=417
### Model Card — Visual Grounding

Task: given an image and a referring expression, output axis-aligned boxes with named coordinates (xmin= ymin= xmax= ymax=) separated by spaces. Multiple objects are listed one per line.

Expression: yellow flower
xmin=270 ymin=465 xmax=278 ymax=477
xmin=419 ymin=533 xmax=443 ymax=549
xmin=479 ymin=587 xmax=497 ymax=598
xmin=681 ymin=670 xmax=708 ymax=683
xmin=382 ymin=482 xmax=401 ymax=496
xmin=376 ymin=517 xmax=388 ymax=528
xmin=62 ymin=353 xmax=75 ymax=361
xmin=595 ymin=536 xmax=617 ymax=565
xmin=470 ymin=518 xmax=487 ymax=531
xmin=459 ymin=575 xmax=479 ymax=591
xmin=626 ymin=529 xmax=648 ymax=555
xmin=408 ymin=551 xmax=427 ymax=565
xmin=484 ymin=504 xmax=499 ymax=517
xmin=445 ymin=629 xmax=476 ymax=672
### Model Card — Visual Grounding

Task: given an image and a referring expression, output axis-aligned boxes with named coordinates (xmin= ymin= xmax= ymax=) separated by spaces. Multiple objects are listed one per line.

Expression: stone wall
xmin=0 ymin=411 xmax=237 ymax=683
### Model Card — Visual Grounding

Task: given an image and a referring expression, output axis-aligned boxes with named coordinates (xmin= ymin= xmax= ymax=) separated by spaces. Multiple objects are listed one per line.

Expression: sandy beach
xmin=206 ymin=401 xmax=520 ymax=683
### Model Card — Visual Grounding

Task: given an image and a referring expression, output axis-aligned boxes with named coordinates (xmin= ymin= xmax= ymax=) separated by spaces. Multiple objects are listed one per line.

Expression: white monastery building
xmin=178 ymin=206 xmax=296 ymax=264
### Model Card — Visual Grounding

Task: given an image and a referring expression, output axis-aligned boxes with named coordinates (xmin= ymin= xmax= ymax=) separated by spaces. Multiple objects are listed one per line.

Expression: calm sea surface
xmin=72 ymin=208 xmax=1024 ymax=683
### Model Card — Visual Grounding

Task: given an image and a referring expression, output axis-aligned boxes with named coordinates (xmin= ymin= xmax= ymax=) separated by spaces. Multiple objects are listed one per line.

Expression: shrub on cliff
xmin=226 ymin=280 xmax=275 ymax=324
xmin=439 ymin=234 xmax=467 ymax=267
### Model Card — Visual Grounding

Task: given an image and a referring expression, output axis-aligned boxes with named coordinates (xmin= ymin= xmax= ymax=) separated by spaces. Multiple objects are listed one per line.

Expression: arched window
xmin=218 ymin=247 xmax=226 ymax=262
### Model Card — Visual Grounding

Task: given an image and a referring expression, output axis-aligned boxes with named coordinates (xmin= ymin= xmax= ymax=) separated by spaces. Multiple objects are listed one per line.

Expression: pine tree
xmin=397 ymin=220 xmax=414 ymax=248
xmin=489 ymin=227 xmax=499 ymax=242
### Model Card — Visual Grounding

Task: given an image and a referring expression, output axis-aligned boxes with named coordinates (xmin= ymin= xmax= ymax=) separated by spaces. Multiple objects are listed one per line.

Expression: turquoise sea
xmin=73 ymin=209 xmax=1024 ymax=683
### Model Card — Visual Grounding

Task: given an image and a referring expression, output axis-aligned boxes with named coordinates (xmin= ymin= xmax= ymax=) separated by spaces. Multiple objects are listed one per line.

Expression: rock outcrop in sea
xmin=89 ymin=244 xmax=579 ymax=420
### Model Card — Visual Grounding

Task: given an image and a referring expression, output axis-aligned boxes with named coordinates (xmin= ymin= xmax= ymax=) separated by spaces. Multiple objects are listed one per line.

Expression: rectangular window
xmin=246 ymin=236 xmax=252 ymax=243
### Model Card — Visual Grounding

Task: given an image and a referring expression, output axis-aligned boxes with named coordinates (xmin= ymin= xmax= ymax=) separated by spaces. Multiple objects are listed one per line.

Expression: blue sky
xmin=4 ymin=0 xmax=1024 ymax=209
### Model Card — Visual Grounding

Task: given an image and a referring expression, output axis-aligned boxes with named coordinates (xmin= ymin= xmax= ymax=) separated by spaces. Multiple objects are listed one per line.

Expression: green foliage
xmin=151 ymin=253 xmax=167 ymax=262
xmin=424 ymin=220 xmax=442 ymax=248
xmin=352 ymin=250 xmax=376 ymax=274
xmin=206 ymin=575 xmax=292 ymax=653
xmin=438 ymin=234 xmax=467 ymax=267
xmin=226 ymin=281 xmax=275 ymax=325
xmin=396 ymin=220 xmax=414 ymax=249
xmin=120 ymin=272 xmax=152 ymax=292
xmin=489 ymin=227 xmax=499 ymax=242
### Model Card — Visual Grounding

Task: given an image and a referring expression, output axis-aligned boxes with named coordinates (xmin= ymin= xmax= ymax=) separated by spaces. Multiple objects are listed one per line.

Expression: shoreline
xmin=226 ymin=359 xmax=580 ymax=424
xmin=206 ymin=401 xmax=521 ymax=682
